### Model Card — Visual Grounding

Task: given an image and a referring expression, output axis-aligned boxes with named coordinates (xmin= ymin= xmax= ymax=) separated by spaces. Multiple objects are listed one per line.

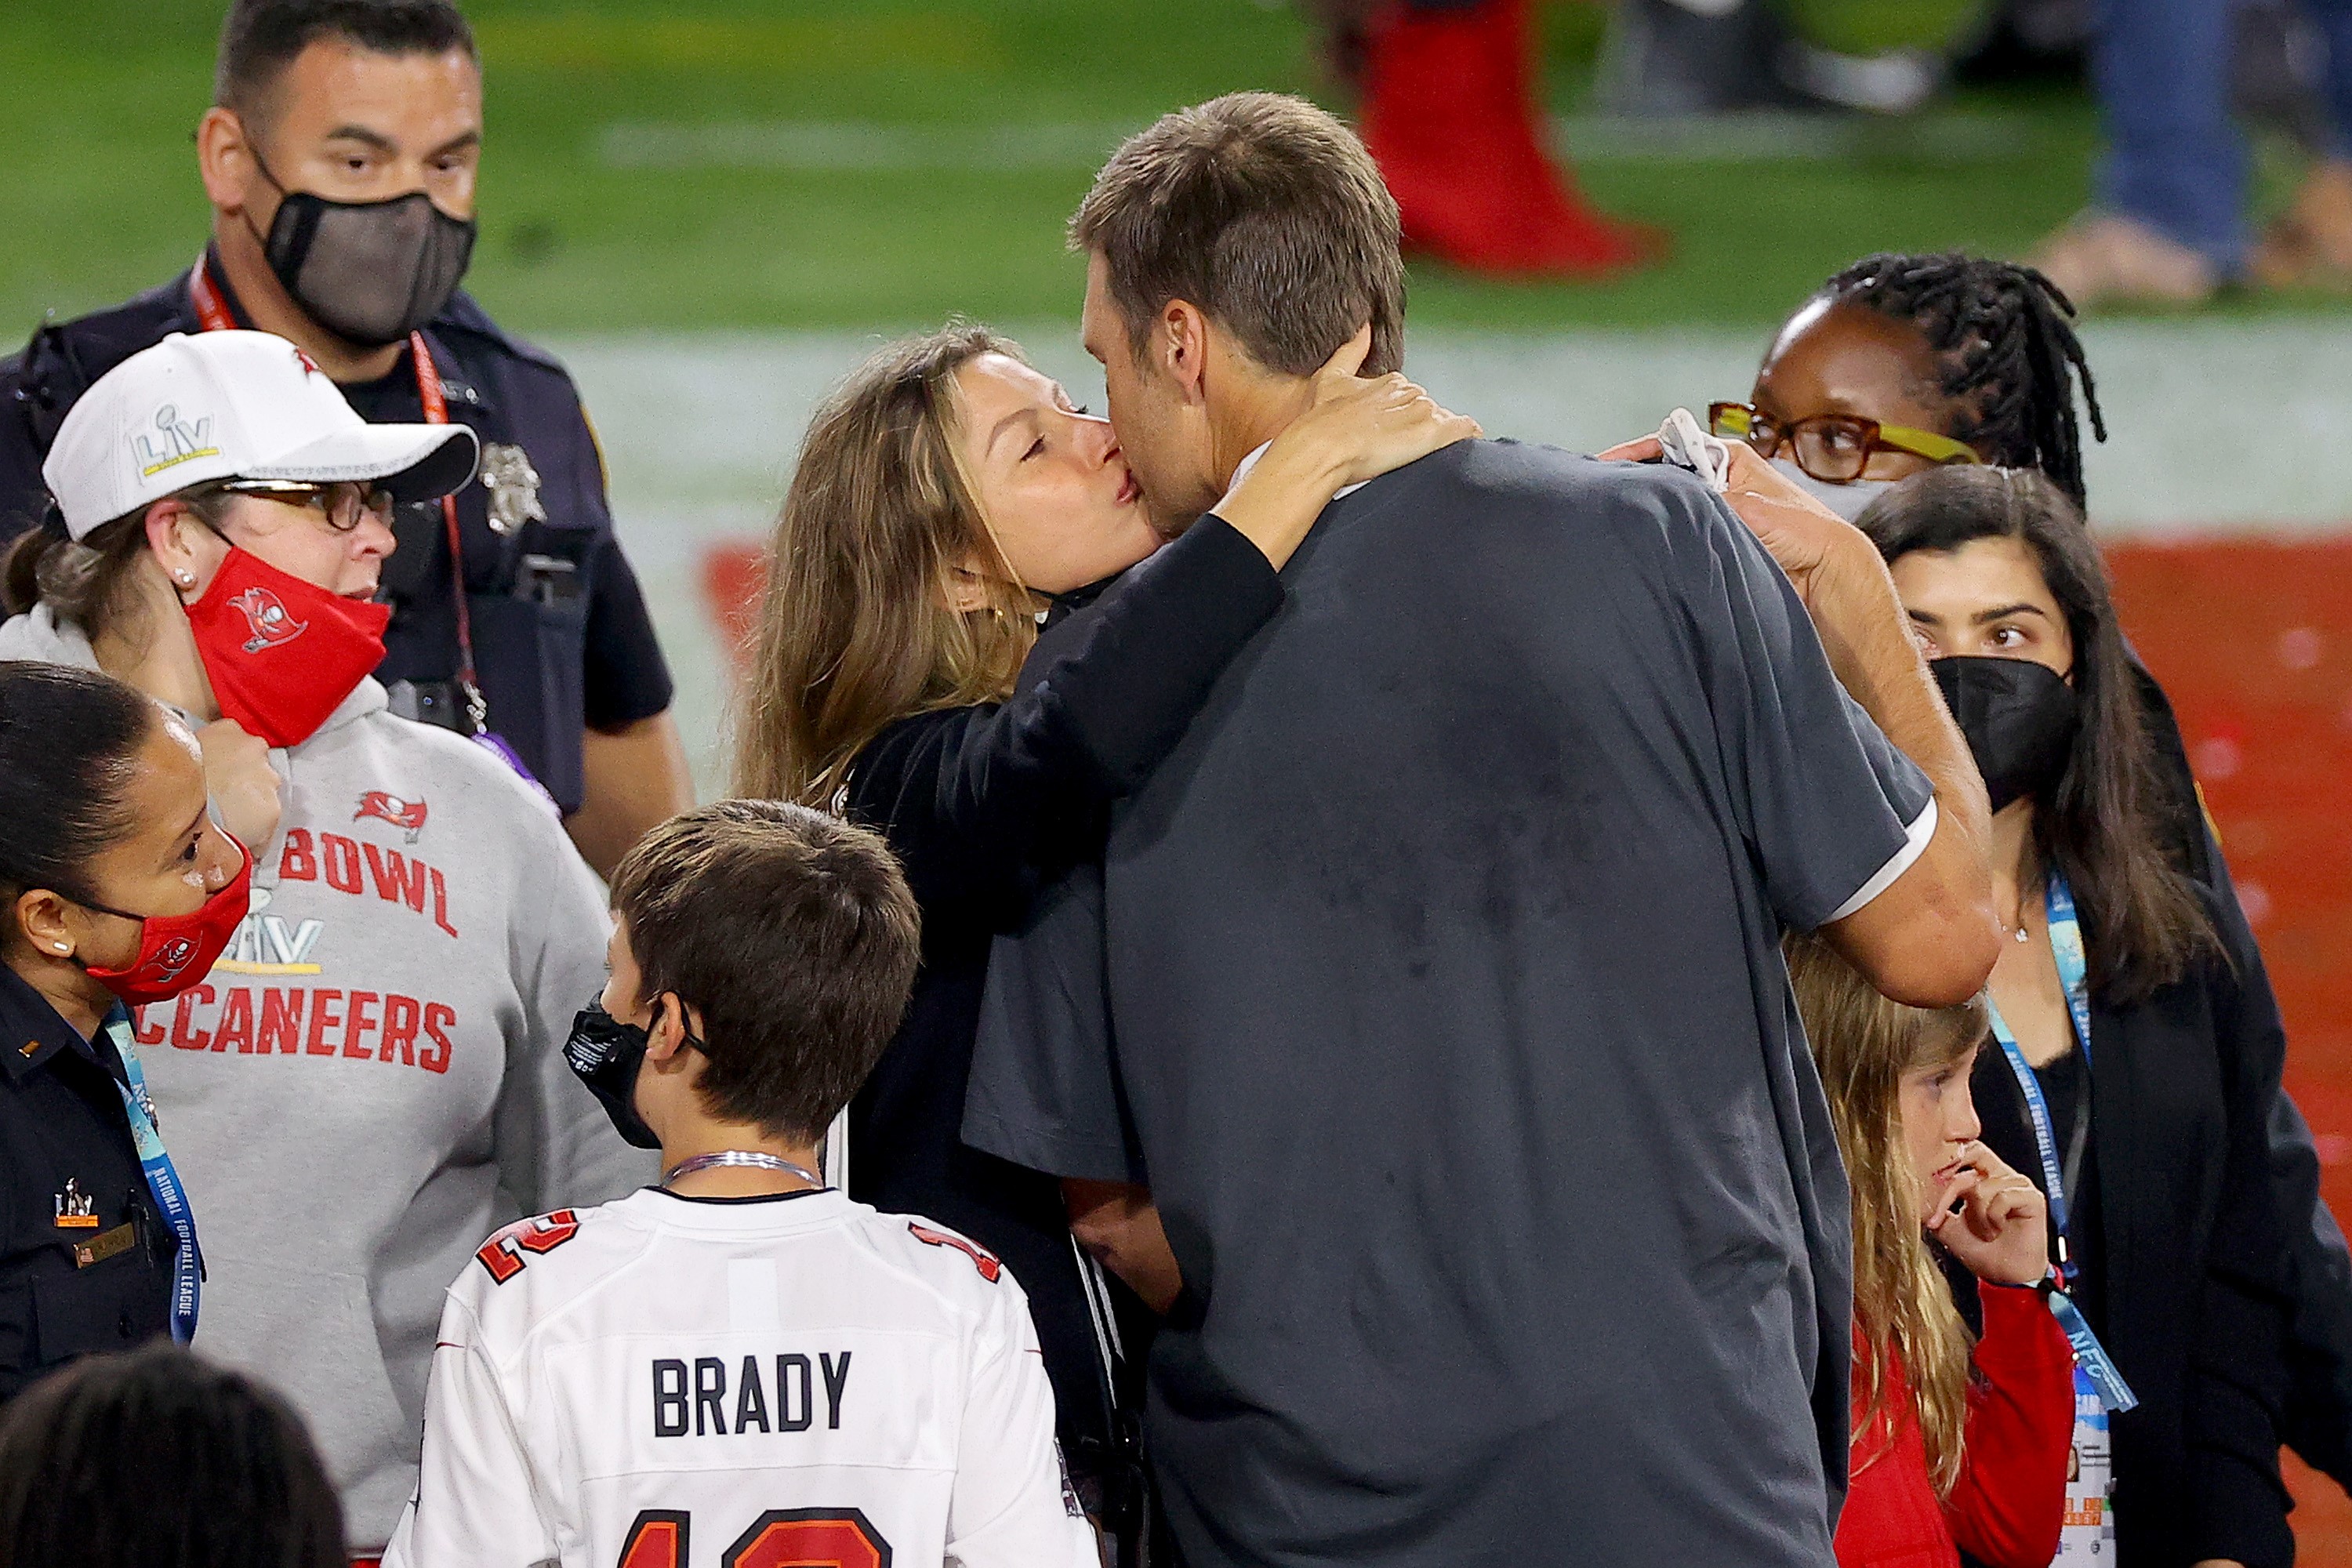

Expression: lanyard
xmin=1986 ymin=876 xmax=2092 ymax=1243
xmin=189 ymin=260 xmax=487 ymax=733
xmin=99 ymin=1011 xmax=202 ymax=1344
xmin=1983 ymin=873 xmax=2137 ymax=1414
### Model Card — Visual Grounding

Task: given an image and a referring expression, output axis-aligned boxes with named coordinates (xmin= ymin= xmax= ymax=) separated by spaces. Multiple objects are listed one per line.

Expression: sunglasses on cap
xmin=1709 ymin=402 xmax=1981 ymax=485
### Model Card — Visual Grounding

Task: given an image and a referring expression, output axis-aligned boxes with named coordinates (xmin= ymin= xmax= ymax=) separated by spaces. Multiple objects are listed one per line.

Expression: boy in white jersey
xmin=383 ymin=800 xmax=1098 ymax=1568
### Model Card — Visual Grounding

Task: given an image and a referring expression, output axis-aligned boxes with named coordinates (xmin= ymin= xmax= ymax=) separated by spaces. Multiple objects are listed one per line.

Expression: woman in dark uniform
xmin=0 ymin=661 xmax=244 ymax=1396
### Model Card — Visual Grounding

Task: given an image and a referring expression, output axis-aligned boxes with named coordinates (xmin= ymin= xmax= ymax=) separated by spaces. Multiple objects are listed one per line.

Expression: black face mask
xmin=1933 ymin=655 xmax=2080 ymax=814
xmin=251 ymin=154 xmax=477 ymax=347
xmin=564 ymin=1000 xmax=698 ymax=1150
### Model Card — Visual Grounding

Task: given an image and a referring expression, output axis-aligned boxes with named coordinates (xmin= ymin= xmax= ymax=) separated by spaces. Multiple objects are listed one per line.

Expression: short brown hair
xmin=1071 ymin=91 xmax=1405 ymax=378
xmin=609 ymin=801 xmax=920 ymax=1144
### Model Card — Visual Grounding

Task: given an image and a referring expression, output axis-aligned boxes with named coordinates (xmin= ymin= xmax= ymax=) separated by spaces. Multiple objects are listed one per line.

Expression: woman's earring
xmin=171 ymin=568 xmax=197 ymax=590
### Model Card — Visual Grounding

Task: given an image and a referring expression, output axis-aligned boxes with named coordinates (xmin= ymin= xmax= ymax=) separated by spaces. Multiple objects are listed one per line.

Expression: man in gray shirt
xmin=968 ymin=93 xmax=1999 ymax=1567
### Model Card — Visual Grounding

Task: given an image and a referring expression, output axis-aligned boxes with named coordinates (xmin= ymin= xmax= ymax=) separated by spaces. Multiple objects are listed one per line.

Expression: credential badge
xmin=479 ymin=443 xmax=549 ymax=537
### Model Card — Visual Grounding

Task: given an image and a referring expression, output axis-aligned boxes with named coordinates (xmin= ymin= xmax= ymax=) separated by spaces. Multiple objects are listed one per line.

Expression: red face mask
xmin=183 ymin=546 xmax=391 ymax=749
xmin=80 ymin=837 xmax=254 ymax=1007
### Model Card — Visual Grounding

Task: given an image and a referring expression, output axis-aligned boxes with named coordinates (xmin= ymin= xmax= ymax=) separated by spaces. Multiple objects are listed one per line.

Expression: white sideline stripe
xmin=596 ymin=113 xmax=2045 ymax=172
xmin=600 ymin=121 xmax=1138 ymax=173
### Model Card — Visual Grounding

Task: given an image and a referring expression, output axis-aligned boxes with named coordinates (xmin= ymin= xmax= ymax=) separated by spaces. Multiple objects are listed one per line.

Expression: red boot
xmin=1358 ymin=0 xmax=1668 ymax=278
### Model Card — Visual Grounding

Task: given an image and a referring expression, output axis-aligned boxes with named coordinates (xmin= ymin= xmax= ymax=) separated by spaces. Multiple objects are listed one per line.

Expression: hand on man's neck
xmin=1205 ymin=348 xmax=1319 ymax=497
xmin=211 ymin=217 xmax=408 ymax=384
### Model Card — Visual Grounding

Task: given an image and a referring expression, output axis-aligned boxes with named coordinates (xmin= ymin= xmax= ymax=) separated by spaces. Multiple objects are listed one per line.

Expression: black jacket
xmin=839 ymin=517 xmax=1283 ymax=1456
xmin=1971 ymin=882 xmax=2296 ymax=1568
xmin=0 ymin=967 xmax=179 ymax=1397
xmin=0 ymin=253 xmax=674 ymax=811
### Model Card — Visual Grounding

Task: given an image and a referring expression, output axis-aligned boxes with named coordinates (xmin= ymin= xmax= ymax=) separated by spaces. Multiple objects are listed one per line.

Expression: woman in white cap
xmin=0 ymin=330 xmax=644 ymax=1555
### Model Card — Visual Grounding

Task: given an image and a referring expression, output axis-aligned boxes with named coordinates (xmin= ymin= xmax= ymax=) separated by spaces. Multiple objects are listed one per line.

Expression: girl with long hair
xmin=1789 ymin=937 xmax=2074 ymax=1568
xmin=733 ymin=320 xmax=1473 ymax=1514
xmin=1862 ymin=464 xmax=2309 ymax=1566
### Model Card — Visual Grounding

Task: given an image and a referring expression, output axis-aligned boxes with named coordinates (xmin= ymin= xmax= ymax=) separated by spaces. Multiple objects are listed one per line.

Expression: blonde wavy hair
xmin=1787 ymin=934 xmax=1988 ymax=1497
xmin=734 ymin=325 xmax=1039 ymax=807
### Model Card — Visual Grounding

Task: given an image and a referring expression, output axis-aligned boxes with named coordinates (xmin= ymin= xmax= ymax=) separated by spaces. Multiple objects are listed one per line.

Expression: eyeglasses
xmin=1708 ymin=402 xmax=1980 ymax=485
xmin=201 ymin=479 xmax=395 ymax=534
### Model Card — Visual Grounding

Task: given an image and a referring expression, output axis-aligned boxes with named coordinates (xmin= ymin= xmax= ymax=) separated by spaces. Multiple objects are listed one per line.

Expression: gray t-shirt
xmin=967 ymin=440 xmax=1930 ymax=1568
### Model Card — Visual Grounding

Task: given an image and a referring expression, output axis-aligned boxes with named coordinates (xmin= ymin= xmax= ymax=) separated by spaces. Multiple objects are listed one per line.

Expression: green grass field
xmin=4 ymin=0 xmax=2343 ymax=338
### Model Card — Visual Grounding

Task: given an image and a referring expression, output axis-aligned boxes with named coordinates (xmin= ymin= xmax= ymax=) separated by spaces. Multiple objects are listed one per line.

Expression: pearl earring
xmin=172 ymin=569 xmax=197 ymax=590
xmin=51 ymin=943 xmax=67 ymax=954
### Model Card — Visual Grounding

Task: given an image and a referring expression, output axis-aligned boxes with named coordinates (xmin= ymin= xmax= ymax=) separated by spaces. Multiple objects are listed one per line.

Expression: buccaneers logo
xmin=356 ymin=791 xmax=428 ymax=843
xmin=908 ymin=1221 xmax=1003 ymax=1281
xmin=140 ymin=936 xmax=201 ymax=984
xmin=227 ymin=586 xmax=307 ymax=654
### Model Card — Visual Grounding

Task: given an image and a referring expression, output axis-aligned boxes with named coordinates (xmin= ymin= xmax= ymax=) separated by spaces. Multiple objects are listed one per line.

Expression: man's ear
xmin=197 ymin=106 xmax=262 ymax=216
xmin=1156 ymin=300 xmax=1213 ymax=405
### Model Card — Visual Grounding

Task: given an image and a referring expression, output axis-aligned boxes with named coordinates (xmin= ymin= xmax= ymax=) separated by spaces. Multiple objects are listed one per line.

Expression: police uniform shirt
xmin=0 ymin=253 xmax=675 ymax=813
xmin=970 ymin=439 xmax=1937 ymax=1568
xmin=0 ymin=964 xmax=176 ymax=1395
xmin=379 ymin=1187 xmax=1098 ymax=1568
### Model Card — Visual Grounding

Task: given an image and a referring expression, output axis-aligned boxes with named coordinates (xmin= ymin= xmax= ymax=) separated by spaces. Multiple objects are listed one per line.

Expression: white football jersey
xmin=380 ymin=1187 xmax=1098 ymax=1568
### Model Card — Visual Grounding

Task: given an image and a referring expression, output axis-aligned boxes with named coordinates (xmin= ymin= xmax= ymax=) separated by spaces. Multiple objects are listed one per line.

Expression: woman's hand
xmin=1217 ymin=326 xmax=1481 ymax=572
xmin=1272 ymin=325 xmax=1483 ymax=493
xmin=1595 ymin=432 xmax=1877 ymax=616
xmin=198 ymin=718 xmax=283 ymax=855
xmin=1929 ymin=1142 xmax=2051 ymax=1287
xmin=1598 ymin=428 xmax=1920 ymax=706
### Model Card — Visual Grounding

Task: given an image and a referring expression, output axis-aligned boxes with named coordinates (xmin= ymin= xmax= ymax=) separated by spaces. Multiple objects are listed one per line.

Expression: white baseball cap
xmin=42 ymin=330 xmax=481 ymax=539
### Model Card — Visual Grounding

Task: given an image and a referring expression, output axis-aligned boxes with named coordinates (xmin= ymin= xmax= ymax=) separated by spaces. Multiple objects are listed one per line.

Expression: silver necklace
xmin=662 ymin=1151 xmax=822 ymax=1189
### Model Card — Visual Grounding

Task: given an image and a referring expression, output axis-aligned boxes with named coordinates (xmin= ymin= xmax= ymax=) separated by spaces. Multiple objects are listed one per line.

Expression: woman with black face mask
xmin=1860 ymin=465 xmax=2311 ymax=1568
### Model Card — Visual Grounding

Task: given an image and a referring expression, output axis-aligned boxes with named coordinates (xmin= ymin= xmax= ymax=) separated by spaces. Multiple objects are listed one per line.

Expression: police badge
xmin=479 ymin=442 xmax=549 ymax=537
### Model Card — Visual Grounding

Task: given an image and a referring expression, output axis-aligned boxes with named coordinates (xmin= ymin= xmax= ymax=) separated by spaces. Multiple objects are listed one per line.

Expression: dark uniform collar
xmin=0 ymin=964 xmax=100 ymax=1085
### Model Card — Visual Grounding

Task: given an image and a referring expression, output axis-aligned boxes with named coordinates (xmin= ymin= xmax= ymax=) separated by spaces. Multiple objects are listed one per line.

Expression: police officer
xmin=0 ymin=0 xmax=693 ymax=877
xmin=0 ymin=662 xmax=244 ymax=1398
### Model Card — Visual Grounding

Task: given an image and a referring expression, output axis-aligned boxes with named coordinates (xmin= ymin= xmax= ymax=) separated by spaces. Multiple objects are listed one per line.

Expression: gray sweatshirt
xmin=0 ymin=606 xmax=652 ymax=1550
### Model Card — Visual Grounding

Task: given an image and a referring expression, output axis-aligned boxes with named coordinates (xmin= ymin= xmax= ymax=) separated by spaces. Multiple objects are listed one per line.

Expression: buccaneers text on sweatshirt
xmin=0 ymin=605 xmax=654 ymax=1550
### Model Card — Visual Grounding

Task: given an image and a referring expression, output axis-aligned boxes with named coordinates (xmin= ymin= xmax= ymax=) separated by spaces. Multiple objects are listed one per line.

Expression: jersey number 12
xmin=617 ymin=1506 xmax=889 ymax=1568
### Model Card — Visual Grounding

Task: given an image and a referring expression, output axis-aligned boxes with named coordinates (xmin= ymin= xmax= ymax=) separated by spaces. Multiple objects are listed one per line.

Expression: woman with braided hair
xmin=1719 ymin=251 xmax=2352 ymax=1521
xmin=1715 ymin=252 xmax=2103 ymax=519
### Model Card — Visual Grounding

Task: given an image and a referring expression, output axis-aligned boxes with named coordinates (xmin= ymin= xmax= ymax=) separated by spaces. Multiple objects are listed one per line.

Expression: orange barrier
xmin=2108 ymin=539 xmax=2352 ymax=1559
